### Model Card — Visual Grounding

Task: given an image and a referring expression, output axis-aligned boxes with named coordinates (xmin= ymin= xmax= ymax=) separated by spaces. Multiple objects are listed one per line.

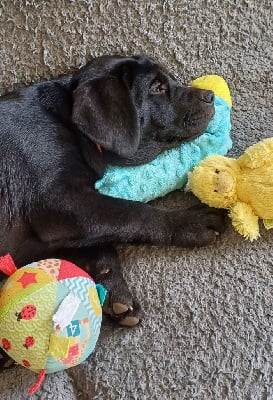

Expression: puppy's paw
xmin=168 ymin=205 xmax=227 ymax=247
xmin=103 ymin=295 xmax=144 ymax=327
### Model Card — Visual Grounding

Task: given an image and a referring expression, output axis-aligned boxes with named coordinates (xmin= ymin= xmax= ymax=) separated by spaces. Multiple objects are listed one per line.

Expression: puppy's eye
xmin=149 ymin=80 xmax=168 ymax=94
xmin=215 ymin=169 xmax=220 ymax=174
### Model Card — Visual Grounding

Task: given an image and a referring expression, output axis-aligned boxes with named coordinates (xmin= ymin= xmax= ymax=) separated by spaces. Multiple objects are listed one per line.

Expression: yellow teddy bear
xmin=187 ymin=137 xmax=273 ymax=241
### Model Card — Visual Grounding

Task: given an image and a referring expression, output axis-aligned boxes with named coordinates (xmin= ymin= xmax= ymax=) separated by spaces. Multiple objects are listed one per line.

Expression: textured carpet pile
xmin=0 ymin=1 xmax=272 ymax=399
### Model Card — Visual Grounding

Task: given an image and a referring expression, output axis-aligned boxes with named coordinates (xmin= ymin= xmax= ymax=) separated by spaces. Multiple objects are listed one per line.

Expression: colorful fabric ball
xmin=0 ymin=254 xmax=107 ymax=394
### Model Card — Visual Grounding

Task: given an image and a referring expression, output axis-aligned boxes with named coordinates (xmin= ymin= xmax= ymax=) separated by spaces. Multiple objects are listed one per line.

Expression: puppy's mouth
xmin=151 ymin=133 xmax=189 ymax=149
xmin=105 ymin=106 xmax=215 ymax=167
xmin=153 ymin=123 xmax=211 ymax=147
xmin=167 ymin=135 xmax=186 ymax=145
xmin=154 ymin=107 xmax=215 ymax=146
xmin=155 ymin=132 xmax=198 ymax=145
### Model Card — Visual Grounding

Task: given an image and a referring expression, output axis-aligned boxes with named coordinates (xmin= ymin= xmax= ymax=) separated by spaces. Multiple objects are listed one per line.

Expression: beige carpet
xmin=0 ymin=1 xmax=273 ymax=399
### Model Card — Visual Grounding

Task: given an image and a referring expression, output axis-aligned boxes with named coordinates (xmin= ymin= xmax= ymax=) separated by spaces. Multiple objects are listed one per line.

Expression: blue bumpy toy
xmin=95 ymin=75 xmax=232 ymax=203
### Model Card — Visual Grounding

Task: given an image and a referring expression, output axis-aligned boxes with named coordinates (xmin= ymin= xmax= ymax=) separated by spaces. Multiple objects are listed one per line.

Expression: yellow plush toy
xmin=187 ymin=138 xmax=273 ymax=241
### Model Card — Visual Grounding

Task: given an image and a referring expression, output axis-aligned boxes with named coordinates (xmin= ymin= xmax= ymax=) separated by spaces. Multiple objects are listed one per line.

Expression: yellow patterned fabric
xmin=0 ymin=282 xmax=56 ymax=372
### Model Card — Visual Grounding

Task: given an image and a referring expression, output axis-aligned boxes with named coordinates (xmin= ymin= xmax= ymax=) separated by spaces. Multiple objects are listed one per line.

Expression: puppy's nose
xmin=201 ymin=90 xmax=214 ymax=104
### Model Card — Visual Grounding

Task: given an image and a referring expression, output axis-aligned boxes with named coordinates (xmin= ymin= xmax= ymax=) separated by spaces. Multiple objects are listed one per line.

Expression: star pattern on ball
xmin=17 ymin=272 xmax=38 ymax=288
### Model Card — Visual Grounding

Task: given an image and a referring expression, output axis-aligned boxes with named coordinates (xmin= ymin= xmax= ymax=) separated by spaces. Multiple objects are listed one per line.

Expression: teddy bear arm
xmin=238 ymin=138 xmax=273 ymax=169
xmin=229 ymin=202 xmax=260 ymax=241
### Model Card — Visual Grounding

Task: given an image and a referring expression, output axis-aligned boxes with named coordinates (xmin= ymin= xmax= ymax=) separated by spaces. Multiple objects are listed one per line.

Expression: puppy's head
xmin=71 ymin=55 xmax=214 ymax=166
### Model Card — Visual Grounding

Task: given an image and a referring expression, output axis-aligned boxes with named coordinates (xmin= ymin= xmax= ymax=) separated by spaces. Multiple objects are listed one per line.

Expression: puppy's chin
xmin=103 ymin=106 xmax=214 ymax=167
xmin=103 ymin=140 xmax=163 ymax=166
xmin=103 ymin=132 xmax=196 ymax=167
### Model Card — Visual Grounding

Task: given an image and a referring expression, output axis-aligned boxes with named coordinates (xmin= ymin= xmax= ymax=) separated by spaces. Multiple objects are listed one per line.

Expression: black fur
xmin=0 ymin=54 xmax=225 ymax=327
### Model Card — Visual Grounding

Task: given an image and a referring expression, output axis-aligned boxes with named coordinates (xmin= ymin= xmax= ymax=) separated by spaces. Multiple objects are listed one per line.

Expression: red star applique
xmin=17 ymin=272 xmax=38 ymax=288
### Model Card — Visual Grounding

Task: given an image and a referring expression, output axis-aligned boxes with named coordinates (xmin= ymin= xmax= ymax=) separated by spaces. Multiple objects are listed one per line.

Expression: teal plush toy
xmin=95 ymin=75 xmax=232 ymax=202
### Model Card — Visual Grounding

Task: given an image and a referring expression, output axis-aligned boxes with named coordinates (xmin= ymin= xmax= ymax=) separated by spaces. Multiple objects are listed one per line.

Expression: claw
xmin=112 ymin=302 xmax=129 ymax=314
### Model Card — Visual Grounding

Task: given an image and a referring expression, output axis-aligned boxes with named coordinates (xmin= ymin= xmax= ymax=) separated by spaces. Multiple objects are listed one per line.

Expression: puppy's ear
xmin=72 ymin=76 xmax=140 ymax=158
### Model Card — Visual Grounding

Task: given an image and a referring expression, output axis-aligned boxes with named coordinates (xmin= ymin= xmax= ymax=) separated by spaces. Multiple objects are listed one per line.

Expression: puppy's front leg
xmin=30 ymin=186 xmax=225 ymax=249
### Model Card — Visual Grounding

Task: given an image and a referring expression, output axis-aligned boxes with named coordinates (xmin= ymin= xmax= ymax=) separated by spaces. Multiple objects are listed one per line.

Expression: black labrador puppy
xmin=0 ymin=54 xmax=224 ymax=328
